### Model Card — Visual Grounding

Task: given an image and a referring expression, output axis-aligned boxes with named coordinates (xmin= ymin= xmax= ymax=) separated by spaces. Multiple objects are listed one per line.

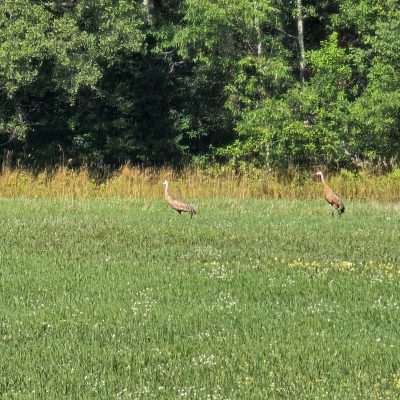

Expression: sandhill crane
xmin=162 ymin=180 xmax=197 ymax=218
xmin=314 ymin=171 xmax=345 ymax=216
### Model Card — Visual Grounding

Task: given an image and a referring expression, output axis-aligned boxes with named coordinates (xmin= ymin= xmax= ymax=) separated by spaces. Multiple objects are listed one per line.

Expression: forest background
xmin=0 ymin=0 xmax=399 ymax=173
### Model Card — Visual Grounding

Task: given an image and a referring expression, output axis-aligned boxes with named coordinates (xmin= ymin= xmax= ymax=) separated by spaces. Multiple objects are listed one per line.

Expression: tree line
xmin=0 ymin=0 xmax=399 ymax=170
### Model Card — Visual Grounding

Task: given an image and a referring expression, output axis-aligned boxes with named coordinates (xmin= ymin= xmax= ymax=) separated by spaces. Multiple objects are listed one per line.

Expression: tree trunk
xmin=296 ymin=0 xmax=305 ymax=85
xmin=254 ymin=2 xmax=262 ymax=56
xmin=256 ymin=25 xmax=263 ymax=56
xmin=143 ymin=0 xmax=154 ymax=25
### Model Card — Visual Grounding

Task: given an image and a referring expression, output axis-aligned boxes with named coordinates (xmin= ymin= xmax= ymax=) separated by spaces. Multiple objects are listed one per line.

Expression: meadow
xmin=0 ymin=194 xmax=400 ymax=399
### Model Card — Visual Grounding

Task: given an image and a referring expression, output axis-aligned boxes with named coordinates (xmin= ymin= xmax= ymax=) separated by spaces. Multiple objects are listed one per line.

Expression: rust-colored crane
xmin=314 ymin=171 xmax=345 ymax=216
xmin=162 ymin=180 xmax=197 ymax=218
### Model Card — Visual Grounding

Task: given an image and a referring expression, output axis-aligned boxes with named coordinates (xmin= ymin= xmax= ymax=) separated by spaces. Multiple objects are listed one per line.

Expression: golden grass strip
xmin=0 ymin=166 xmax=399 ymax=201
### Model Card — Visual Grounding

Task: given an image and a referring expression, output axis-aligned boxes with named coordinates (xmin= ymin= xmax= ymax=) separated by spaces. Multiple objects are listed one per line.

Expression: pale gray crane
xmin=162 ymin=180 xmax=197 ymax=218
xmin=315 ymin=171 xmax=345 ymax=216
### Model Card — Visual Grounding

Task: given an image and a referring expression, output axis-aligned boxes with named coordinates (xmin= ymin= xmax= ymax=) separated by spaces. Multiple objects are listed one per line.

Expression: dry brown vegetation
xmin=0 ymin=165 xmax=399 ymax=201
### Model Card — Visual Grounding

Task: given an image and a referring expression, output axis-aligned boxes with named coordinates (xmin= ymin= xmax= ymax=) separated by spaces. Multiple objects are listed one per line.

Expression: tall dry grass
xmin=0 ymin=165 xmax=399 ymax=201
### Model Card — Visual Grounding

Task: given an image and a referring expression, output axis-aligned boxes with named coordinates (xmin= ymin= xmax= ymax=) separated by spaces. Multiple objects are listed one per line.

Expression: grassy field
xmin=1 ymin=198 xmax=400 ymax=399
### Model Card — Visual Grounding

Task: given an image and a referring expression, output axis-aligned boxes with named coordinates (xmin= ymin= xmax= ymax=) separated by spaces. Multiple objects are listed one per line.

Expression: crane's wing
xmin=171 ymin=199 xmax=196 ymax=214
xmin=326 ymin=190 xmax=344 ymax=210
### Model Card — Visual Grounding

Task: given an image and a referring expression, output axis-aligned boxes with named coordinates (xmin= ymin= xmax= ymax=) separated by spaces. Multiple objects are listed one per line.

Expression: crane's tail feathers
xmin=189 ymin=205 xmax=197 ymax=215
xmin=187 ymin=205 xmax=197 ymax=219
xmin=180 ymin=203 xmax=196 ymax=215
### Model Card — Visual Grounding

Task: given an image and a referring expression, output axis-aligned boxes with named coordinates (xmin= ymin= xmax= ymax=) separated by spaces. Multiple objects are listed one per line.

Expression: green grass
xmin=0 ymin=198 xmax=400 ymax=399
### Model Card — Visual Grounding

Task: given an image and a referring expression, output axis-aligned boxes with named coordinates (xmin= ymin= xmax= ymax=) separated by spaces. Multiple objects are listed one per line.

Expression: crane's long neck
xmin=164 ymin=183 xmax=173 ymax=201
xmin=320 ymin=174 xmax=332 ymax=192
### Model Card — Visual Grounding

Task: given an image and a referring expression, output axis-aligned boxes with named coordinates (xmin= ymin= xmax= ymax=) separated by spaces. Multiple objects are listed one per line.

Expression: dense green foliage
xmin=1 ymin=198 xmax=400 ymax=398
xmin=0 ymin=0 xmax=399 ymax=168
